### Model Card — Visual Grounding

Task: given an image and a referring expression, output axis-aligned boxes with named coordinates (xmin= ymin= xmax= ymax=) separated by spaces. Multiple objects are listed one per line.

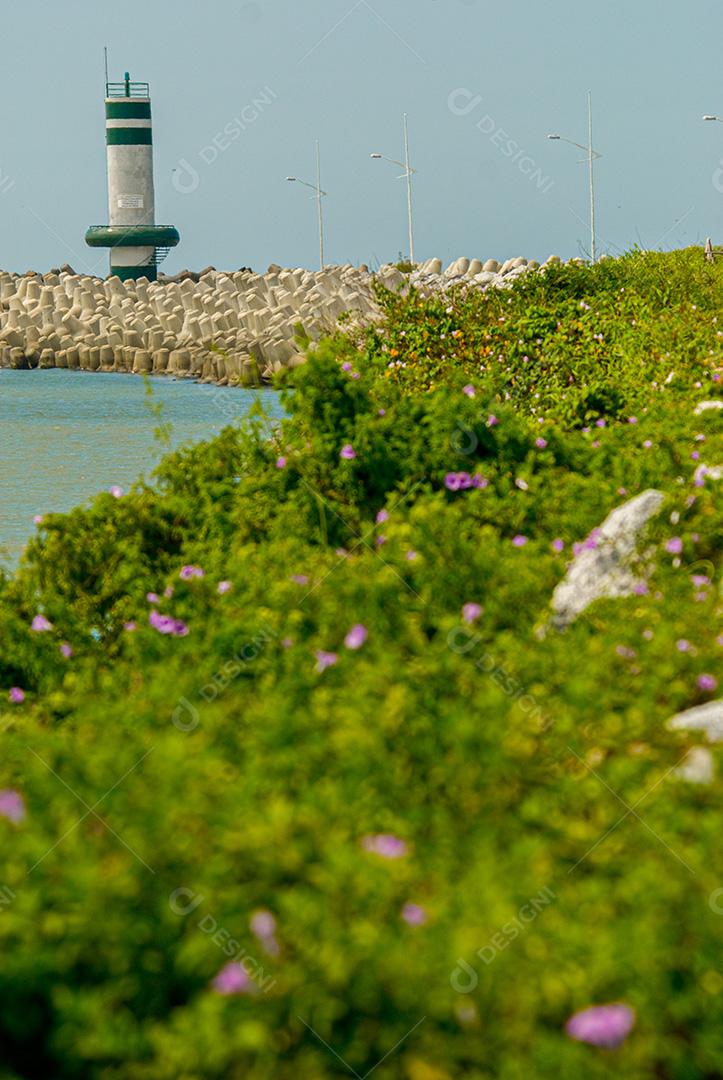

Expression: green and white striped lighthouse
xmin=86 ymin=72 xmax=180 ymax=282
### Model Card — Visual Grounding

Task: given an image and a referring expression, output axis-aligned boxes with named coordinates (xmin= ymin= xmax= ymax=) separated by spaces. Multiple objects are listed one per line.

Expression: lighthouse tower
xmin=86 ymin=71 xmax=180 ymax=282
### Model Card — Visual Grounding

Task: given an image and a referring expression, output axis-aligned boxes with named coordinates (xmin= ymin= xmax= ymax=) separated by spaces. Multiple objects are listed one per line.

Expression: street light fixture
xmin=286 ymin=140 xmax=326 ymax=270
xmin=547 ymin=92 xmax=602 ymax=263
xmin=370 ymin=113 xmax=417 ymax=264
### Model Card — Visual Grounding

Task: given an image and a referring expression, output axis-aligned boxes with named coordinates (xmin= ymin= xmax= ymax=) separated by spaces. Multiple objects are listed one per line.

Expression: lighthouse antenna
xmin=104 ymin=46 xmax=109 ymax=94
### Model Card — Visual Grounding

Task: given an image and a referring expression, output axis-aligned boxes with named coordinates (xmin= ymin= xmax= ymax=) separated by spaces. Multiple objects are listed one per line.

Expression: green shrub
xmin=0 ymin=249 xmax=721 ymax=1078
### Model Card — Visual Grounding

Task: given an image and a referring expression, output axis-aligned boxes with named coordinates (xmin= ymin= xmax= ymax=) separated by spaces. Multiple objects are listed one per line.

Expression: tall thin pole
xmin=588 ymin=91 xmax=596 ymax=264
xmin=403 ymin=113 xmax=415 ymax=264
xmin=316 ymin=140 xmax=325 ymax=270
xmin=104 ymin=46 xmax=109 ymax=91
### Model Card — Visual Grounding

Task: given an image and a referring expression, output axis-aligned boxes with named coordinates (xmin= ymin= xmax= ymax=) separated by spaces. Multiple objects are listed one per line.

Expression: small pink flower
xmin=628 ymin=416 xmax=638 ymax=424
xmin=691 ymin=451 xmax=700 ymax=461
xmin=487 ymin=414 xmax=498 ymax=427
xmin=694 ymin=465 xmax=709 ymax=488
xmin=512 ymin=535 xmax=528 ymax=547
xmin=552 ymin=539 xmax=565 ymax=553
xmin=315 ymin=650 xmax=338 ymax=673
xmin=565 ymin=1004 xmax=635 ymax=1048
xmin=401 ymin=903 xmax=427 ymax=926
xmin=462 ymin=603 xmax=483 ymax=624
xmin=362 ymin=834 xmax=408 ymax=858
xmin=344 ymin=625 xmax=368 ymax=650
xmin=109 ymin=485 xmax=124 ymax=498
xmin=276 ymin=456 xmax=286 ymax=469
xmin=180 ymin=565 xmax=204 ymax=580
xmin=9 ymin=687 xmax=25 ymax=704
xmin=164 ymin=586 xmax=174 ymax=599
xmin=212 ymin=963 xmax=252 ymax=995
xmin=615 ymin=645 xmax=636 ymax=659
xmin=472 ymin=474 xmax=488 ymax=489
xmin=595 ymin=418 xmax=606 ymax=428
xmin=375 ymin=535 xmax=386 ymax=547
xmin=676 ymin=639 xmax=691 ymax=652
xmin=666 ymin=538 xmax=683 ymax=555
xmin=405 ymin=550 xmax=418 ymax=561
xmin=59 ymin=642 xmax=73 ymax=658
xmin=291 ymin=574 xmax=309 ymax=586
xmin=31 ymin=614 xmax=52 ymax=632
xmin=376 ymin=509 xmax=389 ymax=524
xmin=643 ymin=440 xmax=652 ymax=449
xmin=217 ymin=580 xmax=232 ymax=594
xmin=33 ymin=514 xmax=44 ymax=525
xmin=698 ymin=674 xmax=718 ymax=692
xmin=0 ymin=790 xmax=25 ymax=823
xmin=124 ymin=621 xmax=137 ymax=632
xmin=340 ymin=444 xmax=356 ymax=460
xmin=341 ymin=361 xmax=353 ymax=372
xmin=146 ymin=593 xmax=160 ymax=605
xmin=535 ymin=437 xmax=547 ymax=449
xmin=378 ymin=408 xmax=386 ymax=416
xmin=462 ymin=384 xmax=475 ymax=398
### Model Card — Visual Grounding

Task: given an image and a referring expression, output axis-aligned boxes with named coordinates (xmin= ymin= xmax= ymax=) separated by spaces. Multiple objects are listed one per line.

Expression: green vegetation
xmin=0 ymin=248 xmax=721 ymax=1078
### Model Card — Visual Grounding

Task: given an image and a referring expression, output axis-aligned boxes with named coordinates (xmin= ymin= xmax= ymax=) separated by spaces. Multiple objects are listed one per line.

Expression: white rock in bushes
xmin=667 ymin=701 xmax=723 ymax=742
xmin=551 ymin=489 xmax=664 ymax=629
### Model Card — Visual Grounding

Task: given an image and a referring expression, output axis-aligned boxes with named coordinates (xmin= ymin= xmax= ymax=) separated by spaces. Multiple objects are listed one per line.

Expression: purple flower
xmin=149 ymin=611 xmax=188 ymax=637
xmin=405 ymin=549 xmax=418 ymax=561
xmin=146 ymin=593 xmax=160 ymax=605
xmin=31 ymin=614 xmax=52 ymax=633
xmin=666 ymin=537 xmax=683 ymax=555
xmin=344 ymin=624 xmax=368 ymax=650
xmin=59 ymin=642 xmax=73 ymax=658
xmin=462 ymin=603 xmax=483 ymax=624
xmin=487 ymin=414 xmax=498 ymax=427
xmin=340 ymin=444 xmax=356 ymax=460
xmin=472 ymin=474 xmax=488 ymax=489
xmin=361 ymin=834 xmax=408 ymax=858
xmin=341 ymin=361 xmax=353 ymax=372
xmin=615 ymin=645 xmax=636 ymax=659
xmin=632 ymin=582 xmax=648 ymax=596
xmin=565 ymin=1004 xmax=635 ymax=1048
xmin=0 ymin=789 xmax=25 ymax=823
xmin=33 ymin=514 xmax=44 ymax=525
xmin=698 ymin=674 xmax=718 ymax=692
xmin=445 ymin=473 xmax=462 ymax=492
xmin=250 ymin=910 xmax=276 ymax=939
xmin=401 ymin=903 xmax=427 ymax=926
xmin=276 ymin=457 xmax=287 ymax=471
xmin=458 ymin=472 xmax=473 ymax=489
xmin=628 ymin=416 xmax=638 ymax=424
xmin=217 ymin=580 xmax=232 ymax=595
xmin=291 ymin=574 xmax=309 ymax=586
xmin=164 ymin=586 xmax=175 ymax=599
xmin=180 ymin=565 xmax=204 ymax=580
xmin=462 ymin=384 xmax=476 ymax=398
xmin=694 ymin=465 xmax=709 ymax=488
xmin=124 ymin=621 xmax=137 ymax=632
xmin=109 ymin=485 xmax=124 ymax=498
xmin=9 ymin=687 xmax=25 ymax=704
xmin=512 ymin=535 xmax=528 ymax=547
xmin=212 ymin=962 xmax=252 ymax=996
xmin=376 ymin=509 xmax=389 ymax=524
xmin=595 ymin=418 xmax=606 ymax=428
xmin=315 ymin=650 xmax=338 ymax=673
xmin=535 ymin=437 xmax=548 ymax=449
xmin=676 ymin=639 xmax=691 ymax=652
xmin=378 ymin=408 xmax=386 ymax=416
xmin=552 ymin=539 xmax=565 ymax=553
xmin=643 ymin=440 xmax=653 ymax=449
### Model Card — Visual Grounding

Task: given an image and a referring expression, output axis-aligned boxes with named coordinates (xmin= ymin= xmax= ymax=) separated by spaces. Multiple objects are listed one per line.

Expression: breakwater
xmin=0 ymin=255 xmax=562 ymax=384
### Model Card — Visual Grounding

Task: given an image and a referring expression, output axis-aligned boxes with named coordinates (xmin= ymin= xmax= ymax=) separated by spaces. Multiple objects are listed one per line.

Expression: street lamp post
xmin=371 ymin=113 xmax=417 ymax=264
xmin=548 ymin=92 xmax=602 ymax=263
xmin=287 ymin=140 xmax=326 ymax=270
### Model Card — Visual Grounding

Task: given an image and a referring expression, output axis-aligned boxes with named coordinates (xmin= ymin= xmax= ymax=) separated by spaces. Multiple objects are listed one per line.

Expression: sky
xmin=3 ymin=0 xmax=723 ymax=275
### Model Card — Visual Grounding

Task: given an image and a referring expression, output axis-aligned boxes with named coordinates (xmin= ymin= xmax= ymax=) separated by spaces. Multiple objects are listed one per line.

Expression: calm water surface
xmin=0 ymin=370 xmax=283 ymax=564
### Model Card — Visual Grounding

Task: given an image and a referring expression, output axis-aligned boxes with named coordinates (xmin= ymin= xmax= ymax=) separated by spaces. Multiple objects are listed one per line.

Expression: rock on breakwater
xmin=0 ymin=256 xmax=561 ymax=384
